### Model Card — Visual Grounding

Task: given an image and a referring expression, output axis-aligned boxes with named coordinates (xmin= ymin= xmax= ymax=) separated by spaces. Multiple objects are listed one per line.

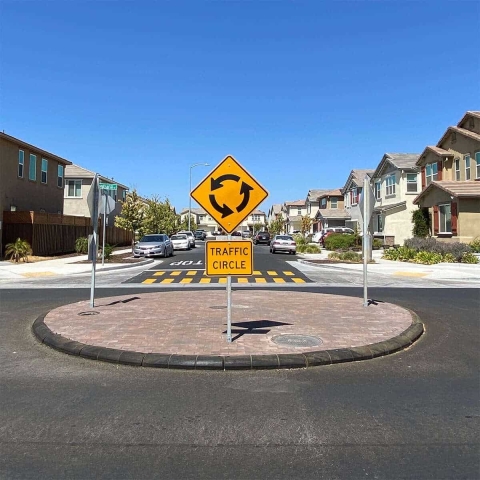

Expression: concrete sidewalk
xmin=297 ymin=249 xmax=480 ymax=282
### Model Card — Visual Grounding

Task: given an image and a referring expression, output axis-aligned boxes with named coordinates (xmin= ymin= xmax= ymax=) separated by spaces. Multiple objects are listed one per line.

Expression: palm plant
xmin=5 ymin=238 xmax=32 ymax=263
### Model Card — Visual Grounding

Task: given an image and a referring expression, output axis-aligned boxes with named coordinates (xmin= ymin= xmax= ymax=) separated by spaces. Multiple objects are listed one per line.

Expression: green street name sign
xmin=99 ymin=183 xmax=117 ymax=191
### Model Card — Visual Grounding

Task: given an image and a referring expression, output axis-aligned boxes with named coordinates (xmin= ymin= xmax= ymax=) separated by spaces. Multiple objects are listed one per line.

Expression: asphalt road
xmin=0 ymin=286 xmax=478 ymax=479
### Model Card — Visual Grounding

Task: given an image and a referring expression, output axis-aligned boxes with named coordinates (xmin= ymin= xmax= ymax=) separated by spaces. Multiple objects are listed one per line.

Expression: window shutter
xmin=437 ymin=161 xmax=443 ymax=180
xmin=421 ymin=167 xmax=426 ymax=189
xmin=451 ymin=201 xmax=458 ymax=236
xmin=433 ymin=205 xmax=439 ymax=235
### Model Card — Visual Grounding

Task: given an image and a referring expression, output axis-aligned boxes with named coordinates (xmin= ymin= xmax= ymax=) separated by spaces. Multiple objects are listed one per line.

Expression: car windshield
xmin=276 ymin=235 xmax=293 ymax=241
xmin=140 ymin=235 xmax=164 ymax=243
xmin=171 ymin=235 xmax=187 ymax=240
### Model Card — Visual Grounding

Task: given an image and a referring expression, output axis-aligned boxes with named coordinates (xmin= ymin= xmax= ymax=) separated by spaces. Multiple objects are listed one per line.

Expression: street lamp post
xmin=189 ymin=163 xmax=210 ymax=231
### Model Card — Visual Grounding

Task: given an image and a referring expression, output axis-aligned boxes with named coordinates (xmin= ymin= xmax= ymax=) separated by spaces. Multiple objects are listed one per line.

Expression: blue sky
xmin=1 ymin=1 xmax=479 ymax=213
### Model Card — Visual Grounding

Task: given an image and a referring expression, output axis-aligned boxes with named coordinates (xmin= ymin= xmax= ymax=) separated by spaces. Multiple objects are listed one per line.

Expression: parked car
xmin=231 ymin=231 xmax=242 ymax=237
xmin=242 ymin=231 xmax=252 ymax=238
xmin=177 ymin=230 xmax=195 ymax=248
xmin=270 ymin=235 xmax=296 ymax=255
xmin=170 ymin=233 xmax=190 ymax=250
xmin=194 ymin=230 xmax=206 ymax=240
xmin=253 ymin=231 xmax=271 ymax=245
xmin=320 ymin=227 xmax=355 ymax=247
xmin=133 ymin=234 xmax=173 ymax=258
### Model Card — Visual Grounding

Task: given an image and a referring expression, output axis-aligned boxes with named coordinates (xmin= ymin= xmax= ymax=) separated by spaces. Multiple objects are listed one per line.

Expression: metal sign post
xmin=88 ymin=175 xmax=100 ymax=308
xmin=226 ymin=234 xmax=232 ymax=343
xmin=102 ymin=193 xmax=107 ymax=266
xmin=360 ymin=177 xmax=375 ymax=307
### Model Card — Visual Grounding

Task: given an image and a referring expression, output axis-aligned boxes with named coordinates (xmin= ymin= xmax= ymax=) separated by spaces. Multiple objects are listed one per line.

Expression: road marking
xmin=255 ymin=278 xmax=267 ymax=283
xmin=393 ymin=272 xmax=428 ymax=277
xmin=22 ymin=272 xmax=56 ymax=277
xmin=267 ymin=271 xmax=278 ymax=276
xmin=200 ymin=278 xmax=211 ymax=284
xmin=153 ymin=271 xmax=165 ymax=276
xmin=142 ymin=278 xmax=156 ymax=284
xmin=273 ymin=278 xmax=286 ymax=283
xmin=161 ymin=278 xmax=174 ymax=284
xmin=180 ymin=278 xmax=192 ymax=284
xmin=218 ymin=277 xmax=227 ymax=284
xmin=284 ymin=271 xmax=294 ymax=276
xmin=186 ymin=271 xmax=197 ymax=276
xmin=253 ymin=270 xmax=261 ymax=275
xmin=292 ymin=278 xmax=305 ymax=283
xmin=170 ymin=271 xmax=181 ymax=276
xmin=237 ymin=278 xmax=248 ymax=283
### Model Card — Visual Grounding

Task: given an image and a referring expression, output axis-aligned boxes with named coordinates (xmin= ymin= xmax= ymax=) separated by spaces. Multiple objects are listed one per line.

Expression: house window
xmin=41 ymin=158 xmax=48 ymax=184
xmin=465 ymin=155 xmax=471 ymax=180
xmin=296 ymin=208 xmax=301 ymax=215
xmin=438 ymin=204 xmax=451 ymax=233
xmin=122 ymin=190 xmax=126 ymax=201
xmin=331 ymin=198 xmax=338 ymax=209
xmin=198 ymin=215 xmax=205 ymax=222
xmin=351 ymin=188 xmax=358 ymax=206
xmin=426 ymin=162 xmax=438 ymax=185
xmin=57 ymin=165 xmax=64 ymax=188
xmin=374 ymin=181 xmax=381 ymax=200
xmin=252 ymin=214 xmax=261 ymax=222
xmin=385 ymin=174 xmax=396 ymax=196
xmin=376 ymin=214 xmax=383 ymax=233
xmin=307 ymin=203 xmax=311 ymax=214
xmin=476 ymin=152 xmax=480 ymax=179
xmin=18 ymin=150 xmax=24 ymax=177
xmin=66 ymin=179 xmax=82 ymax=197
xmin=29 ymin=154 xmax=37 ymax=181
xmin=455 ymin=158 xmax=460 ymax=180
xmin=321 ymin=198 xmax=327 ymax=208
xmin=406 ymin=173 xmax=417 ymax=193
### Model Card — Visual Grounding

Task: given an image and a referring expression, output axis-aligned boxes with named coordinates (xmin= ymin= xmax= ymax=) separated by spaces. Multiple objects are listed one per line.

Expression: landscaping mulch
xmin=73 ymin=253 xmax=143 ymax=264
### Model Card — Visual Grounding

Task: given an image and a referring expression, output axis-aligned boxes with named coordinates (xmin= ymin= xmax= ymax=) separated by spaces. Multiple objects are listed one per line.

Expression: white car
xmin=177 ymin=230 xmax=195 ymax=248
xmin=170 ymin=234 xmax=190 ymax=250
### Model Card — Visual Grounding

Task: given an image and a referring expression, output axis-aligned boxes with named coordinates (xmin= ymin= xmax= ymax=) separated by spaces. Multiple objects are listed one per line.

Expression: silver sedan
xmin=269 ymin=235 xmax=297 ymax=255
xmin=133 ymin=234 xmax=173 ymax=258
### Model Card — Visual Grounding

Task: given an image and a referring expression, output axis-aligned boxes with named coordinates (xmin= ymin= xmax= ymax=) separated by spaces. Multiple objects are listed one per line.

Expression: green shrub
xmin=405 ymin=237 xmax=471 ymax=261
xmin=442 ymin=253 xmax=456 ymax=263
xmin=299 ymin=244 xmax=321 ymax=254
xmin=293 ymin=234 xmax=308 ymax=247
xmin=5 ymin=238 xmax=32 ymax=263
xmin=382 ymin=248 xmax=400 ymax=261
xmin=396 ymin=246 xmax=416 ymax=261
xmin=338 ymin=251 xmax=363 ymax=262
xmin=75 ymin=237 xmax=88 ymax=254
xmin=324 ymin=233 xmax=356 ymax=251
xmin=469 ymin=237 xmax=480 ymax=253
xmin=373 ymin=238 xmax=383 ymax=250
xmin=328 ymin=252 xmax=340 ymax=260
xmin=101 ymin=244 xmax=115 ymax=259
xmin=461 ymin=252 xmax=479 ymax=264
xmin=413 ymin=251 xmax=443 ymax=265
xmin=411 ymin=208 xmax=430 ymax=238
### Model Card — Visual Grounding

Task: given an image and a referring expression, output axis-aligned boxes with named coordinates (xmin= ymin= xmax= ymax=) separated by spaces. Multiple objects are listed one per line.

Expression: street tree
xmin=300 ymin=215 xmax=312 ymax=235
xmin=143 ymin=196 xmax=178 ymax=236
xmin=268 ymin=217 xmax=285 ymax=235
xmin=115 ymin=189 xmax=145 ymax=251
xmin=178 ymin=215 xmax=197 ymax=232
xmin=253 ymin=222 xmax=264 ymax=234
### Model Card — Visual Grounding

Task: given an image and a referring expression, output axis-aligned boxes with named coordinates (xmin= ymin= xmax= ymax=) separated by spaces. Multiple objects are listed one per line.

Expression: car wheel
xmin=271 ymin=248 xmax=275 ymax=254
xmin=163 ymin=248 xmax=168 ymax=258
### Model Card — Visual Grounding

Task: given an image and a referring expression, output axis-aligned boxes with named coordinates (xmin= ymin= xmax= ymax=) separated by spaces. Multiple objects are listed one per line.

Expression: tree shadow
xmin=223 ymin=320 xmax=292 ymax=342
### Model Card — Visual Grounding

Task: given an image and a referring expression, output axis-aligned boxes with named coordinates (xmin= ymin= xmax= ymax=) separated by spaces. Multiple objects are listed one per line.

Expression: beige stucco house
xmin=0 ymin=132 xmax=72 ymax=255
xmin=63 ymin=164 xmax=129 ymax=227
xmin=282 ymin=200 xmax=307 ymax=233
xmin=371 ymin=153 xmax=420 ymax=245
xmin=313 ymin=188 xmax=349 ymax=232
xmin=342 ymin=169 xmax=375 ymax=232
xmin=413 ymin=111 xmax=480 ymax=243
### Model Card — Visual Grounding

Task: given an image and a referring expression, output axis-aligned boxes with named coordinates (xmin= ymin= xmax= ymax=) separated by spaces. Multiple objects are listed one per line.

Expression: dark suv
xmin=253 ymin=231 xmax=271 ymax=245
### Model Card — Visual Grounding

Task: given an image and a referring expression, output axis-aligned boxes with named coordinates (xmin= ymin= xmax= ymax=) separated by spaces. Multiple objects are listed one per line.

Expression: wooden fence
xmin=2 ymin=211 xmax=132 ymax=256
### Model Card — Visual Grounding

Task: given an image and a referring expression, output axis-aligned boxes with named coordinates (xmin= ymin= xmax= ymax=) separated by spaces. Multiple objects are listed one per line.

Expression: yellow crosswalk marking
xmin=180 ymin=278 xmax=193 ymax=284
xmin=218 ymin=278 xmax=227 ymax=284
xmin=161 ymin=278 xmax=174 ymax=284
xmin=284 ymin=271 xmax=294 ymax=276
xmin=292 ymin=278 xmax=305 ymax=283
xmin=273 ymin=278 xmax=286 ymax=283
xmin=255 ymin=278 xmax=267 ymax=283
xmin=253 ymin=270 xmax=261 ymax=275
xmin=237 ymin=278 xmax=249 ymax=283
xmin=267 ymin=271 xmax=278 ymax=276
xmin=170 ymin=271 xmax=181 ymax=276
xmin=186 ymin=271 xmax=198 ymax=276
xmin=153 ymin=271 xmax=165 ymax=276
xmin=200 ymin=278 xmax=211 ymax=284
xmin=142 ymin=278 xmax=156 ymax=284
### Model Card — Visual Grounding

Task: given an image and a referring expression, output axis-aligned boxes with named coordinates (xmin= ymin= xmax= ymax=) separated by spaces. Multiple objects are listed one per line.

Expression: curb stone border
xmin=32 ymin=307 xmax=424 ymax=370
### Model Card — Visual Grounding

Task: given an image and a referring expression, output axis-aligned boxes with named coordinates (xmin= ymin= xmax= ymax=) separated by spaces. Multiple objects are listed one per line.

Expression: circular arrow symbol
xmin=236 ymin=181 xmax=254 ymax=213
xmin=209 ymin=194 xmax=234 ymax=218
xmin=208 ymin=175 xmax=254 ymax=218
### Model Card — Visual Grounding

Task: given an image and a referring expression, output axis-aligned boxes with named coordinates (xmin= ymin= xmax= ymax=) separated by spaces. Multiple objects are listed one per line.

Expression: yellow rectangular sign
xmin=205 ymin=240 xmax=253 ymax=276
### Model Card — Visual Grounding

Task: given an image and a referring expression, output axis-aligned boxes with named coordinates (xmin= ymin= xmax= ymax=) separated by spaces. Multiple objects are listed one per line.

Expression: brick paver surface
xmin=44 ymin=291 xmax=413 ymax=355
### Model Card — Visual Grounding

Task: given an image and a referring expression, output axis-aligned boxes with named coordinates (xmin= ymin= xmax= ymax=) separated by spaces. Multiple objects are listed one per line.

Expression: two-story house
xmin=313 ymin=188 xmax=349 ymax=231
xmin=267 ymin=204 xmax=283 ymax=226
xmin=413 ymin=111 xmax=480 ymax=243
xmin=282 ymin=200 xmax=307 ymax=233
xmin=63 ymin=164 xmax=129 ymax=227
xmin=371 ymin=153 xmax=420 ymax=245
xmin=0 ymin=132 xmax=72 ymax=255
xmin=342 ymin=169 xmax=375 ymax=232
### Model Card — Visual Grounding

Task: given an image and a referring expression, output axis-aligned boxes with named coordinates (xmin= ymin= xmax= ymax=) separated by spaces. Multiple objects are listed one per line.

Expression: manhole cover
xmin=272 ymin=335 xmax=322 ymax=347
xmin=210 ymin=305 xmax=227 ymax=310
xmin=78 ymin=311 xmax=100 ymax=316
